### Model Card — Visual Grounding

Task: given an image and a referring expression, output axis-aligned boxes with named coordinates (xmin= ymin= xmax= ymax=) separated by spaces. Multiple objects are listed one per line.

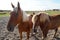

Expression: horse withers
xmin=7 ymin=2 xmax=35 ymax=40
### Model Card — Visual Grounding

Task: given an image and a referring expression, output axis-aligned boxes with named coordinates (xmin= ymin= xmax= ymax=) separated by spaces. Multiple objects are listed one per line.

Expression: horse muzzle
xmin=7 ymin=24 xmax=15 ymax=32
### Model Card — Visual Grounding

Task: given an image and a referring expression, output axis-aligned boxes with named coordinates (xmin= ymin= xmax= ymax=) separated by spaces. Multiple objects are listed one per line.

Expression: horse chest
xmin=18 ymin=22 xmax=31 ymax=32
xmin=19 ymin=22 xmax=30 ymax=28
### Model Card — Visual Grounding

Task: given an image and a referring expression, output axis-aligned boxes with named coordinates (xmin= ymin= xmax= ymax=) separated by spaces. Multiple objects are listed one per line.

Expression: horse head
xmin=7 ymin=2 xmax=23 ymax=32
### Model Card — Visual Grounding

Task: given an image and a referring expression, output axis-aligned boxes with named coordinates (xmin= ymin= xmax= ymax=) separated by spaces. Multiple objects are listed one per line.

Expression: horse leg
xmin=43 ymin=31 xmax=48 ymax=38
xmin=34 ymin=26 xmax=37 ymax=33
xmin=27 ymin=31 xmax=30 ymax=40
xmin=43 ymin=22 xmax=51 ymax=38
xmin=20 ymin=32 xmax=22 ymax=40
xmin=43 ymin=29 xmax=48 ymax=39
xmin=54 ymin=28 xmax=58 ymax=38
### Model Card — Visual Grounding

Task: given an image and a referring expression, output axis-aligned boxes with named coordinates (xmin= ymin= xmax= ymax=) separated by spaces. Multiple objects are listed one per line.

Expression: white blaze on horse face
xmin=22 ymin=11 xmax=30 ymax=22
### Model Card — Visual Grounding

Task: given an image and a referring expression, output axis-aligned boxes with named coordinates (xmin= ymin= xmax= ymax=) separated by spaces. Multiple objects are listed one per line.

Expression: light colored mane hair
xmin=13 ymin=7 xmax=30 ymax=22
xmin=22 ymin=11 xmax=30 ymax=22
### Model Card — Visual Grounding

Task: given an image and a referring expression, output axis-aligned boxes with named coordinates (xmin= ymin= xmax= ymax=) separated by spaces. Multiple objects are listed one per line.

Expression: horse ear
xmin=18 ymin=2 xmax=20 ymax=10
xmin=33 ymin=12 xmax=35 ymax=15
xmin=11 ymin=3 xmax=15 ymax=8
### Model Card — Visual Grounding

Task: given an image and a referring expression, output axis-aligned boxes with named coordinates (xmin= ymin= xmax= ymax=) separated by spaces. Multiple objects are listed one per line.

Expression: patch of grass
xmin=45 ymin=10 xmax=60 ymax=15
xmin=0 ymin=12 xmax=10 ymax=17
xmin=0 ymin=11 xmax=60 ymax=17
xmin=26 ymin=11 xmax=60 ymax=15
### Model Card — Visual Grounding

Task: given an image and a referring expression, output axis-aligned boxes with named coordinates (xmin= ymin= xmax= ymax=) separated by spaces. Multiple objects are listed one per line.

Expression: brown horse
xmin=7 ymin=2 xmax=35 ymax=40
xmin=32 ymin=12 xmax=60 ymax=39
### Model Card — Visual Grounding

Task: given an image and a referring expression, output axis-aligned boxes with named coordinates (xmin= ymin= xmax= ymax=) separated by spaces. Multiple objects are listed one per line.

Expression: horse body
xmin=7 ymin=2 xmax=34 ymax=40
xmin=32 ymin=12 xmax=50 ymax=38
xmin=32 ymin=12 xmax=60 ymax=39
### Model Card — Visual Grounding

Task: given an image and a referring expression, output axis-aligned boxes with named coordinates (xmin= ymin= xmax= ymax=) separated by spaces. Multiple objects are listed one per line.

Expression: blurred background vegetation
xmin=0 ymin=9 xmax=60 ymax=17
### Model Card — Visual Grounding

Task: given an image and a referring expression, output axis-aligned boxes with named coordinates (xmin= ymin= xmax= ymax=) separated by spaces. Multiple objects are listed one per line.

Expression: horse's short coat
xmin=7 ymin=2 xmax=35 ymax=40
xmin=32 ymin=12 xmax=60 ymax=39
xmin=32 ymin=12 xmax=51 ymax=38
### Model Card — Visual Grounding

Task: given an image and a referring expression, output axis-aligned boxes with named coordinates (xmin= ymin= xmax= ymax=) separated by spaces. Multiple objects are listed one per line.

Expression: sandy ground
xmin=0 ymin=16 xmax=60 ymax=40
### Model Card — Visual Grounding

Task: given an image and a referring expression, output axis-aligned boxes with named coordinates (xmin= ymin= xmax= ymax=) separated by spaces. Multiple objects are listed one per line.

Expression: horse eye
xmin=14 ymin=12 xmax=18 ymax=17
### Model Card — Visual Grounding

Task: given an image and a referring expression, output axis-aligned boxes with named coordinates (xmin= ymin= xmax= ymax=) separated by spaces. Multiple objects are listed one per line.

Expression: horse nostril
xmin=9 ymin=27 xmax=12 ymax=30
xmin=10 ymin=27 xmax=12 ymax=30
xmin=7 ymin=25 xmax=14 ymax=32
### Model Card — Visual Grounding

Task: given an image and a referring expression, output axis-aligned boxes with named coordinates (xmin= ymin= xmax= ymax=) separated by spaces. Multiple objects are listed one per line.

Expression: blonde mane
xmin=13 ymin=7 xmax=30 ymax=22
xmin=22 ymin=11 xmax=30 ymax=22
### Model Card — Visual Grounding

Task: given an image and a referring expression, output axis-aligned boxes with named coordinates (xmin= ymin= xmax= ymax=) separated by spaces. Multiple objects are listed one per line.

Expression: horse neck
xmin=18 ymin=10 xmax=23 ymax=23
